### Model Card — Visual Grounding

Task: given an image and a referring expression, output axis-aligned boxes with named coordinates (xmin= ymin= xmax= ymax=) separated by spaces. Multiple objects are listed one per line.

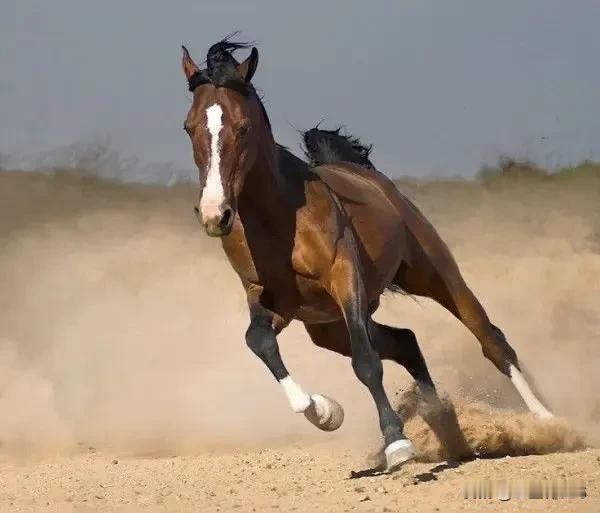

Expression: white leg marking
xmin=384 ymin=439 xmax=416 ymax=458
xmin=509 ymin=364 xmax=554 ymax=419
xmin=200 ymin=103 xmax=225 ymax=220
xmin=280 ymin=376 xmax=311 ymax=413
xmin=384 ymin=438 xmax=417 ymax=470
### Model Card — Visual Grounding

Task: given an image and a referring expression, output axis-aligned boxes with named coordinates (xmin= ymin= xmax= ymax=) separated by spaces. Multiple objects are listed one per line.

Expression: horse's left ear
xmin=238 ymin=47 xmax=258 ymax=82
xmin=182 ymin=45 xmax=200 ymax=81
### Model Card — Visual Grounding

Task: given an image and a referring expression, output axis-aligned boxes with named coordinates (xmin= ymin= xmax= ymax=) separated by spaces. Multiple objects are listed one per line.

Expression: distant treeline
xmin=1 ymin=144 xmax=599 ymax=186
xmin=477 ymin=156 xmax=600 ymax=183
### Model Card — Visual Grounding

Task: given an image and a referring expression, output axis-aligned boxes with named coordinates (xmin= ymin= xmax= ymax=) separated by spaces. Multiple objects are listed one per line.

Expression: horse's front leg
xmin=245 ymin=300 xmax=344 ymax=431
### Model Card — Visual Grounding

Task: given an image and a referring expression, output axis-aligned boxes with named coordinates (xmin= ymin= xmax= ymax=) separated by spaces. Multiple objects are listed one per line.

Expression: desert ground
xmin=1 ymin=166 xmax=599 ymax=512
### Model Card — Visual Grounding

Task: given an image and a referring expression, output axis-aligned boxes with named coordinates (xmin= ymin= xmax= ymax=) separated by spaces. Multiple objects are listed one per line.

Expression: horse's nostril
xmin=220 ymin=207 xmax=233 ymax=228
xmin=193 ymin=205 xmax=200 ymax=215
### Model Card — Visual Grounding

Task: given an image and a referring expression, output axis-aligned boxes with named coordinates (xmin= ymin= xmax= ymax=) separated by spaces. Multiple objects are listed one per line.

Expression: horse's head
xmin=182 ymin=38 xmax=267 ymax=237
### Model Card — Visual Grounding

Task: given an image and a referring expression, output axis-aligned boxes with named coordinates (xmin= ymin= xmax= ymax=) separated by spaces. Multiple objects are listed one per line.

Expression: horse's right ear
xmin=182 ymin=45 xmax=200 ymax=81
xmin=238 ymin=47 xmax=258 ymax=83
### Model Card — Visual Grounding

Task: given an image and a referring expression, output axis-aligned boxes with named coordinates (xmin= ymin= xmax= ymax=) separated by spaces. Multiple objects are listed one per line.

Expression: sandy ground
xmin=0 ymin=169 xmax=599 ymax=511
xmin=1 ymin=444 xmax=599 ymax=512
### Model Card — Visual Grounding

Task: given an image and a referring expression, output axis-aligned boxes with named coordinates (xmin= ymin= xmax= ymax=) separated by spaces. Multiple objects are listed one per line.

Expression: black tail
xmin=302 ymin=126 xmax=375 ymax=169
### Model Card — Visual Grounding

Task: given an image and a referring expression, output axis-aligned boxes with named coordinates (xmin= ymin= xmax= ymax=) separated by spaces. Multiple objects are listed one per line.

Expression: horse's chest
xmin=221 ymin=220 xmax=295 ymax=287
xmin=221 ymin=219 xmax=339 ymax=321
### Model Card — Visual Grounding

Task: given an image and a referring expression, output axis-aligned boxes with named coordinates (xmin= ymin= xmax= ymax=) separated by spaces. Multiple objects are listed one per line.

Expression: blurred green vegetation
xmin=477 ymin=156 xmax=600 ymax=184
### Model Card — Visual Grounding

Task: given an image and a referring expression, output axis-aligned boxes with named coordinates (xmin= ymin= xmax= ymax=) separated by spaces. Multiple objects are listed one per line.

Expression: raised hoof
xmin=385 ymin=439 xmax=417 ymax=473
xmin=303 ymin=394 xmax=344 ymax=431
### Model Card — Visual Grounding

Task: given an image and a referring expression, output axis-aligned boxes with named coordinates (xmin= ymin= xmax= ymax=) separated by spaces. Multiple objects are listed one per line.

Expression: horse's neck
xmin=239 ymin=140 xmax=300 ymax=234
xmin=240 ymin=143 xmax=282 ymax=215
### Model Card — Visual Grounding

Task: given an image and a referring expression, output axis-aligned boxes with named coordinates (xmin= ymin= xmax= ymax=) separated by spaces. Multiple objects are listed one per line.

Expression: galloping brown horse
xmin=181 ymin=38 xmax=553 ymax=471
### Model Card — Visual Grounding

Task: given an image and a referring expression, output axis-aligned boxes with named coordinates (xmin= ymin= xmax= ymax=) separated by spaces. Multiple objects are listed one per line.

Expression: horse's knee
xmin=245 ymin=320 xmax=274 ymax=355
xmin=245 ymin=320 xmax=289 ymax=381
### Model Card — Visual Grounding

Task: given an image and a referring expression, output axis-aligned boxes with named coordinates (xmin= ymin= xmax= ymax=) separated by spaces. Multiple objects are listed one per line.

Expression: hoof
xmin=385 ymin=439 xmax=416 ymax=472
xmin=304 ymin=394 xmax=344 ymax=431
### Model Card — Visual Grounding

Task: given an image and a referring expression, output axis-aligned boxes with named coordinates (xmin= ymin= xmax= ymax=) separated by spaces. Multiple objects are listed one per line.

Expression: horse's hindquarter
xmin=313 ymin=163 xmax=408 ymax=296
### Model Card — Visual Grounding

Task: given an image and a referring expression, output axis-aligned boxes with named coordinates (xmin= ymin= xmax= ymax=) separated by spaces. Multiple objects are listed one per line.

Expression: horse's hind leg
xmin=368 ymin=320 xmax=474 ymax=460
xmin=395 ymin=263 xmax=553 ymax=418
xmin=305 ymin=319 xmax=473 ymax=460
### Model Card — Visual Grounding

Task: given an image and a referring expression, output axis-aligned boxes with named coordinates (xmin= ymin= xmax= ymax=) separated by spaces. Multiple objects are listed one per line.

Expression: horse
xmin=180 ymin=37 xmax=554 ymax=471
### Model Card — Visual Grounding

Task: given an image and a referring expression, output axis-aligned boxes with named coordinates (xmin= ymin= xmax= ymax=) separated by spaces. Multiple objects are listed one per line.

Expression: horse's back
xmin=297 ymin=127 xmax=461 ymax=295
xmin=314 ymin=162 xmax=461 ymax=290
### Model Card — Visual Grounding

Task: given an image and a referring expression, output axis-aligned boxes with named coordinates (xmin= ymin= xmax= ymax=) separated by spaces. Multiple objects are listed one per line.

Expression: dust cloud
xmin=0 ymin=168 xmax=598 ymax=460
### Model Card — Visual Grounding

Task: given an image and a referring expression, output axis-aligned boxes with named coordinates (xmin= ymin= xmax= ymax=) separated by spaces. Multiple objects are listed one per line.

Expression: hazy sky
xmin=2 ymin=0 xmax=600 ymax=178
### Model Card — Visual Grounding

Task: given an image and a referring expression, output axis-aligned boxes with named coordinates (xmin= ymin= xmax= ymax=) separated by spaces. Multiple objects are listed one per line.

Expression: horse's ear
xmin=238 ymin=47 xmax=258 ymax=82
xmin=181 ymin=45 xmax=200 ymax=81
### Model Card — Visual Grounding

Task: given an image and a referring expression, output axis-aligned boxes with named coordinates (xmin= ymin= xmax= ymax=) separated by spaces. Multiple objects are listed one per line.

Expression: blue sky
xmin=2 ymin=0 xmax=599 ymax=178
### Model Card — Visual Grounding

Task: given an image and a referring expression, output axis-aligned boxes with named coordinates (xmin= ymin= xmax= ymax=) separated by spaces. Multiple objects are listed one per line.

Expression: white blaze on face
xmin=200 ymin=103 xmax=225 ymax=221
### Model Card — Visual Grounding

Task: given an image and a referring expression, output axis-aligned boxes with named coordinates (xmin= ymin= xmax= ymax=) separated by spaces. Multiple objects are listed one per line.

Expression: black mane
xmin=302 ymin=126 xmax=375 ymax=169
xmin=187 ymin=35 xmax=253 ymax=95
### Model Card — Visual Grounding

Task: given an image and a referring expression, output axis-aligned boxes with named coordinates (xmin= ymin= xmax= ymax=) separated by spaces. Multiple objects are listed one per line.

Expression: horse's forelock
xmin=200 ymin=36 xmax=253 ymax=95
xmin=187 ymin=36 xmax=272 ymax=139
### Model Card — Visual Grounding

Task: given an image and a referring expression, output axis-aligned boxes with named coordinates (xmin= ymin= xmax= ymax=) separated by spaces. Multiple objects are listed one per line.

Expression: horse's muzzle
xmin=199 ymin=204 xmax=234 ymax=237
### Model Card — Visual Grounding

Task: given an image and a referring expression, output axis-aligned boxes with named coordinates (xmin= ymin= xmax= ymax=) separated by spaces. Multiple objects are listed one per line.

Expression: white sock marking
xmin=509 ymin=364 xmax=554 ymax=419
xmin=280 ymin=376 xmax=312 ymax=413
xmin=384 ymin=439 xmax=416 ymax=458
xmin=200 ymin=104 xmax=225 ymax=220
